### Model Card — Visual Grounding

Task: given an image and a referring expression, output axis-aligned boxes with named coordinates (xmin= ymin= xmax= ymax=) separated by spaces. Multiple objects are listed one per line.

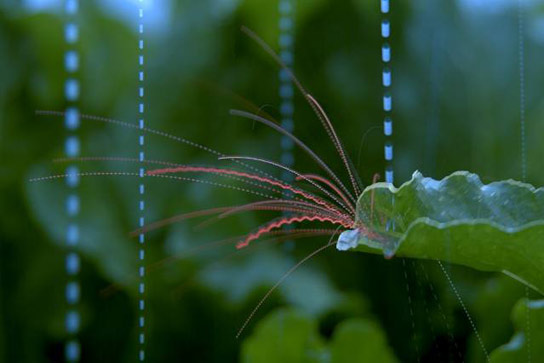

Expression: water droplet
xmin=382 ymin=68 xmax=392 ymax=87
xmin=383 ymin=93 xmax=392 ymax=111
xmin=385 ymin=142 xmax=393 ymax=161
xmin=381 ymin=20 xmax=390 ymax=38
xmin=381 ymin=0 xmax=390 ymax=13
xmin=336 ymin=229 xmax=360 ymax=251
xmin=385 ymin=166 xmax=394 ymax=183
xmin=381 ymin=44 xmax=391 ymax=62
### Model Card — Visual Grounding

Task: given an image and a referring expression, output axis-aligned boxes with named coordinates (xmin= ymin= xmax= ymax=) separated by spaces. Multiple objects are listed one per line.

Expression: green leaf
xmin=200 ymin=250 xmax=344 ymax=314
xmin=241 ymin=309 xmax=327 ymax=363
xmin=330 ymin=319 xmax=398 ymax=363
xmin=468 ymin=276 xmax=524 ymax=362
xmin=489 ymin=298 xmax=544 ymax=362
xmin=241 ymin=308 xmax=398 ymax=363
xmin=338 ymin=171 xmax=544 ymax=294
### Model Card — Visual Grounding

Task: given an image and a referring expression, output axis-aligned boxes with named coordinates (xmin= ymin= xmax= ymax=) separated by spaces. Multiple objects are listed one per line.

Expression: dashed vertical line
xmin=279 ymin=0 xmax=295 ymax=244
xmin=64 ymin=0 xmax=81 ymax=361
xmin=380 ymin=0 xmax=393 ymax=184
xmin=380 ymin=1 xmax=418 ymax=359
xmin=137 ymin=1 xmax=146 ymax=361
xmin=517 ymin=1 xmax=531 ymax=361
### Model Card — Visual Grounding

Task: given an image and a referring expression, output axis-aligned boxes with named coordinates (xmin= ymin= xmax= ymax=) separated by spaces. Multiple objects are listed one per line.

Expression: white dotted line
xmin=137 ymin=1 xmax=146 ymax=361
xmin=64 ymin=0 xmax=81 ymax=361
xmin=30 ymin=172 xmax=137 ymax=183
xmin=30 ymin=172 xmax=280 ymax=201
xmin=437 ymin=261 xmax=489 ymax=361
xmin=40 ymin=110 xmax=283 ymax=185
xmin=416 ymin=261 xmax=463 ymax=360
xmin=411 ymin=261 xmax=440 ymax=361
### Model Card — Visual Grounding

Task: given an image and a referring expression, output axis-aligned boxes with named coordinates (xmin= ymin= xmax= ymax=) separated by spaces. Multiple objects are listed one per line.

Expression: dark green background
xmin=1 ymin=0 xmax=543 ymax=361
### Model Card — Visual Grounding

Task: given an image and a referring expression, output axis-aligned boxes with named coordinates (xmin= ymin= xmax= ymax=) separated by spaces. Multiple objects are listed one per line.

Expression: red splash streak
xmin=236 ymin=214 xmax=352 ymax=249
xmin=218 ymin=199 xmax=351 ymax=221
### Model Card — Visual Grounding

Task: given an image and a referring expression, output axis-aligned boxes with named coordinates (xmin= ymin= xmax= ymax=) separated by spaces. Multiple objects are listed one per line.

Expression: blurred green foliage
xmin=1 ymin=0 xmax=543 ymax=362
xmin=489 ymin=298 xmax=544 ymax=362
xmin=241 ymin=308 xmax=398 ymax=362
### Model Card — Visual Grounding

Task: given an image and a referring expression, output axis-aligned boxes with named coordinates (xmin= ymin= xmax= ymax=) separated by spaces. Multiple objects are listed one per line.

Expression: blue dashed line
xmin=64 ymin=0 xmax=81 ymax=361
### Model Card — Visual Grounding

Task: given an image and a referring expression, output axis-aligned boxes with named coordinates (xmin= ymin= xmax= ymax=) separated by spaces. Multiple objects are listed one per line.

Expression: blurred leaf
xmin=241 ymin=308 xmax=326 ymax=363
xmin=330 ymin=319 xmax=398 ymax=363
xmin=241 ymin=308 xmax=398 ymax=363
xmin=25 ymin=166 xmax=137 ymax=286
xmin=489 ymin=298 xmax=544 ymax=362
xmin=341 ymin=171 xmax=544 ymax=293
xmin=200 ymin=250 xmax=344 ymax=315
xmin=468 ymin=276 xmax=524 ymax=362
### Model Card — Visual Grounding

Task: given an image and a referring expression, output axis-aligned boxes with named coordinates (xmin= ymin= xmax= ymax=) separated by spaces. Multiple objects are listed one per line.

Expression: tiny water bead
xmin=66 ymin=252 xmax=80 ymax=275
xmin=65 ymin=136 xmax=80 ymax=157
xmin=383 ymin=93 xmax=392 ymax=112
xmin=384 ymin=117 xmax=392 ymax=136
xmin=65 ymin=310 xmax=80 ymax=334
xmin=385 ymin=166 xmax=393 ymax=183
xmin=65 ymin=79 xmax=79 ymax=101
xmin=336 ymin=226 xmax=399 ymax=258
xmin=382 ymin=68 xmax=391 ymax=87
xmin=381 ymin=44 xmax=391 ymax=63
xmin=385 ymin=142 xmax=393 ymax=161
xmin=64 ymin=51 xmax=79 ymax=72
xmin=381 ymin=20 xmax=390 ymax=38
xmin=65 ymin=107 xmax=80 ymax=129
xmin=381 ymin=0 xmax=390 ymax=13
xmin=66 ymin=224 xmax=79 ymax=246
xmin=66 ymin=166 xmax=80 ymax=187
xmin=66 ymin=194 xmax=80 ymax=216
xmin=65 ymin=0 xmax=78 ymax=13
xmin=66 ymin=281 xmax=80 ymax=304
xmin=65 ymin=23 xmax=78 ymax=44
xmin=65 ymin=341 xmax=80 ymax=362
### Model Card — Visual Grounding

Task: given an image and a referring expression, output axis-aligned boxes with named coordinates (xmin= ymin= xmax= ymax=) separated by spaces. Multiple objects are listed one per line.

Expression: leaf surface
xmin=340 ymin=171 xmax=544 ymax=293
